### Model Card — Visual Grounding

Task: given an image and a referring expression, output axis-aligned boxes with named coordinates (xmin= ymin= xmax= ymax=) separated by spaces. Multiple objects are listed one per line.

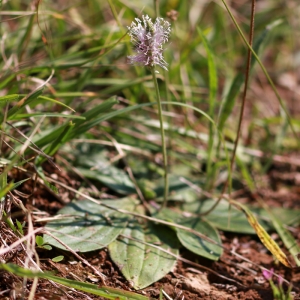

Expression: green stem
xmin=151 ymin=67 xmax=169 ymax=208
xmin=153 ymin=0 xmax=159 ymax=18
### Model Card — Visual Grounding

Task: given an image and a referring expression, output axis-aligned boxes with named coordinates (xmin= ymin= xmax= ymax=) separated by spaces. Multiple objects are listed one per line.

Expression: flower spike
xmin=127 ymin=15 xmax=171 ymax=70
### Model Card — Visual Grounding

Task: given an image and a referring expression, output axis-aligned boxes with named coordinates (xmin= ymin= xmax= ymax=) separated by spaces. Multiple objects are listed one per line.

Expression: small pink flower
xmin=127 ymin=15 xmax=171 ymax=70
xmin=262 ymin=268 xmax=274 ymax=281
xmin=277 ymin=276 xmax=283 ymax=285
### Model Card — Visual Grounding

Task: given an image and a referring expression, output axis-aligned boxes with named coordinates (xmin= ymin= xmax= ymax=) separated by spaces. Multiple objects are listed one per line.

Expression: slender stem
xmin=151 ymin=67 xmax=169 ymax=208
xmin=201 ymin=0 xmax=256 ymax=216
xmin=153 ymin=0 xmax=159 ymax=18
xmin=222 ymin=0 xmax=298 ymax=144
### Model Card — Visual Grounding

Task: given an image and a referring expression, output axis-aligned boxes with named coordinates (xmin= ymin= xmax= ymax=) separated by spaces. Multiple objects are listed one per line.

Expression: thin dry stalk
xmin=201 ymin=0 xmax=256 ymax=216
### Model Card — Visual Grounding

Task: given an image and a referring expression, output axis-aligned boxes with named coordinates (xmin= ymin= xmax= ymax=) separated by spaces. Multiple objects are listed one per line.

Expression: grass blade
xmin=0 ymin=263 xmax=149 ymax=300
xmin=197 ymin=27 xmax=218 ymax=187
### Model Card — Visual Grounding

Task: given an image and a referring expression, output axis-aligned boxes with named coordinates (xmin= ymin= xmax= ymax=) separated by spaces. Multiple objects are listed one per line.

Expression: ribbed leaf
xmin=109 ymin=222 xmax=179 ymax=290
xmin=74 ymin=150 xmax=136 ymax=195
xmin=184 ymin=199 xmax=300 ymax=234
xmin=177 ymin=217 xmax=222 ymax=260
xmin=44 ymin=198 xmax=137 ymax=252
xmin=154 ymin=208 xmax=222 ymax=260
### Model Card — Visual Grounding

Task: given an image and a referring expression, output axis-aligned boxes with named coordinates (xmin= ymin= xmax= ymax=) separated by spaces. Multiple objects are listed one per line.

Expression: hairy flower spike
xmin=127 ymin=15 xmax=171 ymax=70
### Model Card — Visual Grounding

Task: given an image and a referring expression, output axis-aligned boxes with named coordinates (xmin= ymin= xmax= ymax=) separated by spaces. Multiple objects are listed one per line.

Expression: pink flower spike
xmin=262 ymin=268 xmax=274 ymax=281
xmin=127 ymin=15 xmax=171 ymax=70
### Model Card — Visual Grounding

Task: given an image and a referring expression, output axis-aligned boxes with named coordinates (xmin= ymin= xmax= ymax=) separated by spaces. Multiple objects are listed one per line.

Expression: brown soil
xmin=1 ymin=160 xmax=300 ymax=300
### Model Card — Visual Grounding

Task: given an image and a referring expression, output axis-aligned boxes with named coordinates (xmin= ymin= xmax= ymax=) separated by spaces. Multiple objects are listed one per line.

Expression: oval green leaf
xmin=52 ymin=255 xmax=64 ymax=262
xmin=109 ymin=221 xmax=179 ymax=290
xmin=44 ymin=198 xmax=136 ymax=252
xmin=75 ymin=150 xmax=136 ymax=195
xmin=177 ymin=217 xmax=223 ymax=261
